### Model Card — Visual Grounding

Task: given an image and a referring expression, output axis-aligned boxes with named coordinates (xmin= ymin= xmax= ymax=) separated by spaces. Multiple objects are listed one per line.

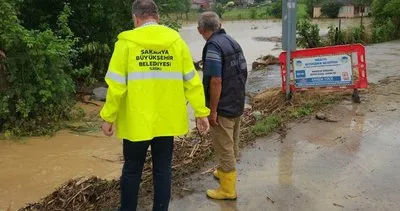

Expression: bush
xmin=297 ymin=18 xmax=322 ymax=48
xmin=250 ymin=8 xmax=257 ymax=19
xmin=0 ymin=2 xmax=76 ymax=136
xmin=344 ymin=26 xmax=369 ymax=44
xmin=326 ymin=25 xmax=370 ymax=45
xmin=372 ymin=19 xmax=397 ymax=43
xmin=326 ymin=25 xmax=344 ymax=45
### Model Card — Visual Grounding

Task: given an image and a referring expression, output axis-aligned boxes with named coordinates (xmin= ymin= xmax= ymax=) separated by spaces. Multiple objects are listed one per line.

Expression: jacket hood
xmin=117 ymin=25 xmax=181 ymax=50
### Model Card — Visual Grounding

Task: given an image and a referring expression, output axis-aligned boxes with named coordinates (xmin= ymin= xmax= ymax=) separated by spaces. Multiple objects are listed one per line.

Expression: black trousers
xmin=120 ymin=137 xmax=174 ymax=211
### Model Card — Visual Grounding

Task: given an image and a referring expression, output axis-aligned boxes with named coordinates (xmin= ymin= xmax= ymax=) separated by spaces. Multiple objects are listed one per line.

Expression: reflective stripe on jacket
xmin=100 ymin=24 xmax=210 ymax=142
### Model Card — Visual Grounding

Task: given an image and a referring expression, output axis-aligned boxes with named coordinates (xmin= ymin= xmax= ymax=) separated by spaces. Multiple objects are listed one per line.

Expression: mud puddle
xmin=169 ymin=76 xmax=400 ymax=211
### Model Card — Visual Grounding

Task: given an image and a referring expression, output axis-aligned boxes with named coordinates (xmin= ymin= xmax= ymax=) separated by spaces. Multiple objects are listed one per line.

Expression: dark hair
xmin=132 ymin=0 xmax=159 ymax=19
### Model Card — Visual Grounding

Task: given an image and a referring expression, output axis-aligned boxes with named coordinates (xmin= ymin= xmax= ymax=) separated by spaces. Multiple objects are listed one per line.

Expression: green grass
xmin=223 ymin=5 xmax=272 ymax=20
xmin=251 ymin=115 xmax=282 ymax=136
xmin=290 ymin=104 xmax=314 ymax=119
xmin=171 ymin=4 xmax=309 ymax=22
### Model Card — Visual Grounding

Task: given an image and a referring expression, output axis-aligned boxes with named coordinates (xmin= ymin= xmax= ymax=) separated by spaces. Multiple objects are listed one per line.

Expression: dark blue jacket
xmin=202 ymin=29 xmax=248 ymax=118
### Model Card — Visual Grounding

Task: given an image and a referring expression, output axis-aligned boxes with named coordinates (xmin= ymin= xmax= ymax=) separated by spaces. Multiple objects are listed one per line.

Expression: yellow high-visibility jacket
xmin=100 ymin=24 xmax=210 ymax=142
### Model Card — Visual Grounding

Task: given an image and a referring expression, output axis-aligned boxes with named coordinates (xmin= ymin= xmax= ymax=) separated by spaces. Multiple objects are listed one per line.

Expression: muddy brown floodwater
xmin=0 ymin=132 xmax=122 ymax=210
xmin=0 ymin=103 xmax=123 ymax=210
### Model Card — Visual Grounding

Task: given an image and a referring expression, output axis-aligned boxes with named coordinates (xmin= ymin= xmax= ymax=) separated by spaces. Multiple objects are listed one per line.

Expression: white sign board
xmin=293 ymin=54 xmax=352 ymax=87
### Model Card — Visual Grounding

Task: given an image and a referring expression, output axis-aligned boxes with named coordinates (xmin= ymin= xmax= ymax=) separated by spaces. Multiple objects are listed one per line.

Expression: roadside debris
xmin=252 ymin=36 xmax=282 ymax=43
xmin=333 ymin=203 xmax=345 ymax=208
xmin=316 ymin=112 xmax=327 ymax=120
xmin=266 ymin=196 xmax=275 ymax=204
xmin=316 ymin=112 xmax=340 ymax=123
xmin=252 ymin=55 xmax=280 ymax=71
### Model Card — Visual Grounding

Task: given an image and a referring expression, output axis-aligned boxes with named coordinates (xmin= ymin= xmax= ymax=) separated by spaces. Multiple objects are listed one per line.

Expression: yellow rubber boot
xmin=213 ymin=169 xmax=220 ymax=180
xmin=207 ymin=170 xmax=237 ymax=200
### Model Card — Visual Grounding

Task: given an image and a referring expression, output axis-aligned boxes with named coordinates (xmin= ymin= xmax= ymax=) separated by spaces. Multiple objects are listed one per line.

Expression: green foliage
xmin=250 ymin=8 xmax=257 ymax=19
xmin=0 ymin=1 xmax=75 ymax=136
xmin=156 ymin=0 xmax=191 ymax=16
xmin=290 ymin=104 xmax=313 ymax=118
xmin=271 ymin=0 xmax=282 ymax=18
xmin=371 ymin=0 xmax=400 ymax=42
xmin=297 ymin=3 xmax=310 ymax=20
xmin=221 ymin=5 xmax=270 ymax=20
xmin=321 ymin=0 xmax=343 ymax=18
xmin=17 ymin=0 xmax=133 ymax=91
xmin=252 ymin=115 xmax=281 ymax=136
xmin=17 ymin=0 xmax=183 ymax=92
xmin=213 ymin=3 xmax=225 ymax=18
xmin=372 ymin=19 xmax=397 ymax=43
xmin=326 ymin=25 xmax=370 ymax=45
xmin=160 ymin=18 xmax=182 ymax=32
xmin=326 ymin=25 xmax=344 ymax=45
xmin=345 ymin=26 xmax=367 ymax=44
xmin=297 ymin=18 xmax=322 ymax=48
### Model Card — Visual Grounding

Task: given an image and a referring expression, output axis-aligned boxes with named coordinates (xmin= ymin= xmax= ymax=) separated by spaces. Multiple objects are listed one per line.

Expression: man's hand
xmin=196 ymin=117 xmax=210 ymax=135
xmin=209 ymin=111 xmax=219 ymax=127
xmin=102 ymin=121 xmax=114 ymax=137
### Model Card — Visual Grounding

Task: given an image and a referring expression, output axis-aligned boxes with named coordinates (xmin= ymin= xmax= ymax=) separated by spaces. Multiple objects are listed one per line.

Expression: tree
xmin=0 ymin=1 xmax=76 ymax=135
xmin=17 ymin=0 xmax=182 ymax=91
xmin=321 ymin=0 xmax=343 ymax=18
xmin=183 ymin=0 xmax=191 ymax=20
xmin=371 ymin=0 xmax=400 ymax=42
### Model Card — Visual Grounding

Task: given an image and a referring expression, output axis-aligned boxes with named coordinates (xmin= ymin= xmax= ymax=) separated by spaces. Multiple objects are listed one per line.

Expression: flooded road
xmin=181 ymin=19 xmax=375 ymax=93
xmin=170 ymin=77 xmax=400 ymax=211
xmin=180 ymin=19 xmax=371 ymax=65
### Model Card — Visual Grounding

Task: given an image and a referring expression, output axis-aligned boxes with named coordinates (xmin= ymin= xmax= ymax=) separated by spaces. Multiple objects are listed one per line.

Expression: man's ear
xmin=197 ymin=27 xmax=204 ymax=35
xmin=133 ymin=14 xmax=139 ymax=28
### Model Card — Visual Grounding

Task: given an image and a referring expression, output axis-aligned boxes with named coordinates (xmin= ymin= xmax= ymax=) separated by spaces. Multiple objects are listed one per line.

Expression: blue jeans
xmin=120 ymin=137 xmax=174 ymax=211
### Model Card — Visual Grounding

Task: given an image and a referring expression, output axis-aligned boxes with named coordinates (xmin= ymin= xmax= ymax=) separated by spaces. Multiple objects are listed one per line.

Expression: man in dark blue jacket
xmin=197 ymin=11 xmax=248 ymax=200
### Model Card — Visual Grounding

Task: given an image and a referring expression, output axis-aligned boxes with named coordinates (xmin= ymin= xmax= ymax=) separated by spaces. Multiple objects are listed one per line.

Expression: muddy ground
xmin=14 ymin=76 xmax=400 ymax=211
xmin=169 ymin=76 xmax=400 ymax=211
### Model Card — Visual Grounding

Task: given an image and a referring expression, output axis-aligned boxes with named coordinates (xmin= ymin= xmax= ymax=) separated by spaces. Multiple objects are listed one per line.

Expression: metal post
xmin=285 ymin=0 xmax=295 ymax=99
xmin=285 ymin=19 xmax=292 ymax=98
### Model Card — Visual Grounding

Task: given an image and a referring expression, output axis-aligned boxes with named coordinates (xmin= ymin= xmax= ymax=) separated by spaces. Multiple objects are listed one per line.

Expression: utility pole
xmin=282 ymin=0 xmax=297 ymax=99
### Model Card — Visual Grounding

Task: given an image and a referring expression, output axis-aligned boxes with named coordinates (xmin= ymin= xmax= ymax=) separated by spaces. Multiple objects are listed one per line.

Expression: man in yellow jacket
xmin=100 ymin=1 xmax=210 ymax=210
